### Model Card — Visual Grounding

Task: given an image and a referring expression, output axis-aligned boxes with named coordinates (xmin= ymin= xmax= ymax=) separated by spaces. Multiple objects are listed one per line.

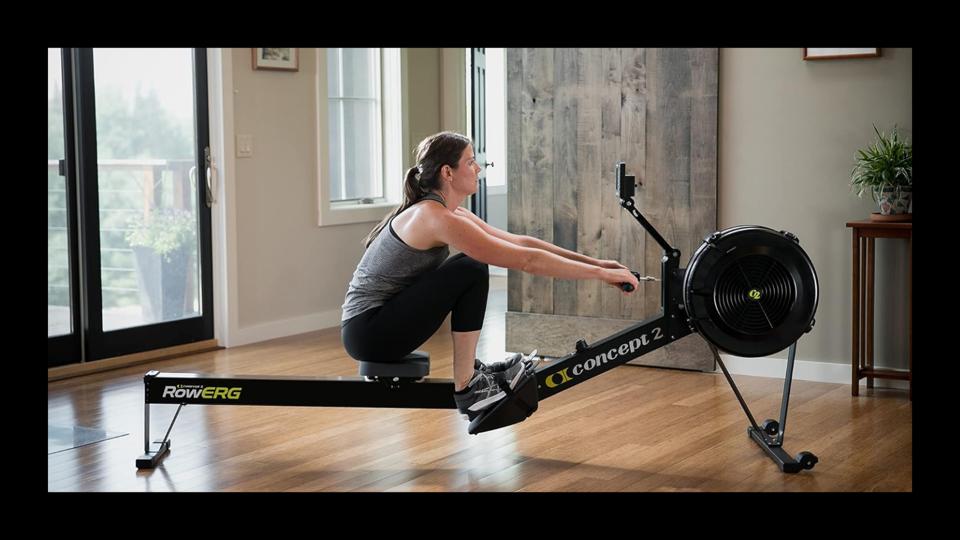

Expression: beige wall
xmin=229 ymin=48 xmax=444 ymax=334
xmin=407 ymin=48 xmax=443 ymax=154
xmin=224 ymin=47 xmax=911 ymax=371
xmin=720 ymin=48 xmax=911 ymax=369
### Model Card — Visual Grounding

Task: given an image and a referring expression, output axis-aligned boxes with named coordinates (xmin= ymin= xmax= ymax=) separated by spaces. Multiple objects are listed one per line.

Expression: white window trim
xmin=316 ymin=48 xmax=406 ymax=227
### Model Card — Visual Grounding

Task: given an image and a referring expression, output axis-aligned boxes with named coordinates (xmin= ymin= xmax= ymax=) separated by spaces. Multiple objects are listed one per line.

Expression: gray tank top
xmin=341 ymin=193 xmax=451 ymax=322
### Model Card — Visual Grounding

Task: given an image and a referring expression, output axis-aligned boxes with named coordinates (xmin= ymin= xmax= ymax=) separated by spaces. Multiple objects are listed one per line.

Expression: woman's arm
xmin=436 ymin=209 xmax=639 ymax=292
xmin=454 ymin=206 xmax=607 ymax=267
xmin=436 ymin=210 xmax=604 ymax=281
xmin=519 ymin=235 xmax=599 ymax=266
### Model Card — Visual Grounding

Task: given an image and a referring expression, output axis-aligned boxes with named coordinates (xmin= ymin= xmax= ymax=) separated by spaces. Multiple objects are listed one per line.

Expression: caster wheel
xmin=760 ymin=419 xmax=779 ymax=436
xmin=796 ymin=451 xmax=818 ymax=470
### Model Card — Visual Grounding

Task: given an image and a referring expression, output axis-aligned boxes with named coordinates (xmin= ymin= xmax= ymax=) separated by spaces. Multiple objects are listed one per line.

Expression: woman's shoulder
xmin=392 ymin=201 xmax=451 ymax=249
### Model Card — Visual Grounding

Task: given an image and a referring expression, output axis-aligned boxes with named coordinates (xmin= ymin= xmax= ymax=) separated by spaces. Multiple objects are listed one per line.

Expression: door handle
xmin=204 ymin=147 xmax=216 ymax=207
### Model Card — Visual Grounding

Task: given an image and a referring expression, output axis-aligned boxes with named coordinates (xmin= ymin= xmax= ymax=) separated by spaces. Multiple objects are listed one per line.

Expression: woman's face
xmin=444 ymin=145 xmax=482 ymax=194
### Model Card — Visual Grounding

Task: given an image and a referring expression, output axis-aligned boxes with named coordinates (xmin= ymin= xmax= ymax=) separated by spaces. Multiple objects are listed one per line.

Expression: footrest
xmin=358 ymin=350 xmax=430 ymax=379
xmin=468 ymin=367 xmax=539 ymax=434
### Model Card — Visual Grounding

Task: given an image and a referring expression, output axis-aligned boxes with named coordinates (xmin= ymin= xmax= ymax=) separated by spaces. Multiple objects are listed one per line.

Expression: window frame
xmin=317 ymin=48 xmax=406 ymax=227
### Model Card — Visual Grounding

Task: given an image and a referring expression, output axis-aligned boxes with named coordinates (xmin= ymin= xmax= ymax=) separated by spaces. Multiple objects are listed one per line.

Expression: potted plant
xmin=125 ymin=207 xmax=197 ymax=321
xmin=851 ymin=125 xmax=912 ymax=220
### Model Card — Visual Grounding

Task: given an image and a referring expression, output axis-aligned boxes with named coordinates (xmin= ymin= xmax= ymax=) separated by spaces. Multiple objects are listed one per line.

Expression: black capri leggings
xmin=341 ymin=253 xmax=489 ymax=363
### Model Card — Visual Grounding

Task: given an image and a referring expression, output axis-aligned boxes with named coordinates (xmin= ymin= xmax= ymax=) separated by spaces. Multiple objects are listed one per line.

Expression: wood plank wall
xmin=506 ymin=48 xmax=718 ymax=370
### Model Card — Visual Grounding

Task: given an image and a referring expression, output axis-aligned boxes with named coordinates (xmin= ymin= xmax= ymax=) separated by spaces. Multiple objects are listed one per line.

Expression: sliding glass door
xmin=48 ymin=48 xmax=213 ymax=366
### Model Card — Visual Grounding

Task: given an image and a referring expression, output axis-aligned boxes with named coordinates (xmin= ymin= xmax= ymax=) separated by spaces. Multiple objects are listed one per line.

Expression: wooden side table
xmin=846 ymin=219 xmax=912 ymax=400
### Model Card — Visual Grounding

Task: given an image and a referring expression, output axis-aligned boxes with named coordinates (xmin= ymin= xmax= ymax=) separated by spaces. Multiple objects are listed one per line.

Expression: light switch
xmin=237 ymin=134 xmax=254 ymax=158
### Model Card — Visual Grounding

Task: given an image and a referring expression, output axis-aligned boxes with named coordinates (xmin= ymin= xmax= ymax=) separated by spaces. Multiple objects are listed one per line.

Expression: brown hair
xmin=362 ymin=131 xmax=473 ymax=248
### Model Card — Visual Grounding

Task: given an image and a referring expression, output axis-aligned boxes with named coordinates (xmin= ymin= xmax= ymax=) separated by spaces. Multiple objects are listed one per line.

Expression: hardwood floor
xmin=48 ymin=276 xmax=912 ymax=491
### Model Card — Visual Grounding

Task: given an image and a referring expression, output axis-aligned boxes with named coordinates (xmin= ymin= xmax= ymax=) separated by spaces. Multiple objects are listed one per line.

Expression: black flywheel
xmin=683 ymin=226 xmax=818 ymax=357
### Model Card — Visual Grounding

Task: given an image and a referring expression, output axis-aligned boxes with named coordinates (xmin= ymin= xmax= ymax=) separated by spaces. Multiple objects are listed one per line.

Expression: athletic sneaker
xmin=454 ymin=361 xmax=530 ymax=422
xmin=474 ymin=349 xmax=539 ymax=374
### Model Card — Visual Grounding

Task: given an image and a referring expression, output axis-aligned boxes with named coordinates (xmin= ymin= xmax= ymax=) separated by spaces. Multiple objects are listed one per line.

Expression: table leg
xmin=908 ymin=233 xmax=912 ymax=401
xmin=852 ymin=231 xmax=860 ymax=396
xmin=867 ymin=237 xmax=875 ymax=389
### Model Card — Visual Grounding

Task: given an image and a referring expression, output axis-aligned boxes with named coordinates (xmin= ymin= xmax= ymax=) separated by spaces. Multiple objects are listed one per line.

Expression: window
xmin=484 ymin=48 xmax=506 ymax=191
xmin=328 ymin=48 xmax=382 ymax=203
xmin=318 ymin=48 xmax=403 ymax=226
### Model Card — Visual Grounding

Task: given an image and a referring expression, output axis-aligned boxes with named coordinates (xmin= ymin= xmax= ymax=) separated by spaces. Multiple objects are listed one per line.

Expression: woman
xmin=341 ymin=131 xmax=639 ymax=424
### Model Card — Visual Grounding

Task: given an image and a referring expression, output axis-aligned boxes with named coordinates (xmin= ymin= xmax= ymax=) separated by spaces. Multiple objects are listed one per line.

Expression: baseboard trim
xmin=715 ymin=353 xmax=910 ymax=389
xmin=48 ymin=339 xmax=221 ymax=382
xmin=229 ymin=310 xmax=343 ymax=347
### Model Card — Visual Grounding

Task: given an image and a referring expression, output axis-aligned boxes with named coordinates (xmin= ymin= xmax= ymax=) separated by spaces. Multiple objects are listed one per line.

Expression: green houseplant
xmin=851 ymin=125 xmax=912 ymax=217
xmin=125 ymin=208 xmax=197 ymax=321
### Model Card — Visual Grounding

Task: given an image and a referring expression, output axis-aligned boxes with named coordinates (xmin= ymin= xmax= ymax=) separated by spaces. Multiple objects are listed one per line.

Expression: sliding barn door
xmin=505 ymin=48 xmax=718 ymax=370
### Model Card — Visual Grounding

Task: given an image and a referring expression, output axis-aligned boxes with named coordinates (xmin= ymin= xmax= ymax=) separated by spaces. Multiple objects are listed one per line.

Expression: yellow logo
xmin=544 ymin=368 xmax=572 ymax=389
xmin=748 ymin=289 xmax=761 ymax=301
xmin=201 ymin=386 xmax=243 ymax=400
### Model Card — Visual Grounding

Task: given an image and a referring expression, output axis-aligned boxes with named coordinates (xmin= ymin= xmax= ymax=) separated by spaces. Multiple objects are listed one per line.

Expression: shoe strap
xmin=495 ymin=375 xmax=514 ymax=397
xmin=495 ymin=368 xmax=531 ymax=398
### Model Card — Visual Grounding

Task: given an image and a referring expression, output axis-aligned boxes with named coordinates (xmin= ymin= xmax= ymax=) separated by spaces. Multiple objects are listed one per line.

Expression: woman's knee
xmin=458 ymin=255 xmax=489 ymax=280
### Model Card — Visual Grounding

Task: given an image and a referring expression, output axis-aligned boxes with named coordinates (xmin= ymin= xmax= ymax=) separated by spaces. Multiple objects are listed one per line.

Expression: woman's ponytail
xmin=361 ymin=132 xmax=472 ymax=248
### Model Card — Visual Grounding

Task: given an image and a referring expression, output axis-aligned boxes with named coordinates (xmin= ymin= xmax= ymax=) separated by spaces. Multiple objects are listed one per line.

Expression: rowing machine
xmin=137 ymin=162 xmax=819 ymax=474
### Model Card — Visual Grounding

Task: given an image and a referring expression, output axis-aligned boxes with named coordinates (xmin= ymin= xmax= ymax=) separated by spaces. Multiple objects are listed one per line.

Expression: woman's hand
xmin=595 ymin=259 xmax=629 ymax=270
xmin=601 ymin=268 xmax=640 ymax=294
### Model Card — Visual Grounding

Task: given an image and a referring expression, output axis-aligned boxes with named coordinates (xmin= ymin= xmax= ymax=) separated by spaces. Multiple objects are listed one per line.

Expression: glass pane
xmin=93 ymin=48 xmax=200 ymax=331
xmin=48 ymin=48 xmax=71 ymax=337
xmin=327 ymin=48 xmax=340 ymax=98
xmin=328 ymin=48 xmax=383 ymax=203
xmin=328 ymin=100 xmax=343 ymax=201
xmin=342 ymin=99 xmax=380 ymax=201
xmin=341 ymin=48 xmax=377 ymax=98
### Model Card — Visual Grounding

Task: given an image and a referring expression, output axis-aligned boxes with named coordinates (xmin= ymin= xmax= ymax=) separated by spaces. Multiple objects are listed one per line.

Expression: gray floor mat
xmin=48 ymin=425 xmax=128 ymax=455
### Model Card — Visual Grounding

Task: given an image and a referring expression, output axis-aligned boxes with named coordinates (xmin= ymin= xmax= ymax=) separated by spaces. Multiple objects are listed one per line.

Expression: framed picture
xmin=252 ymin=48 xmax=299 ymax=71
xmin=803 ymin=48 xmax=880 ymax=61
